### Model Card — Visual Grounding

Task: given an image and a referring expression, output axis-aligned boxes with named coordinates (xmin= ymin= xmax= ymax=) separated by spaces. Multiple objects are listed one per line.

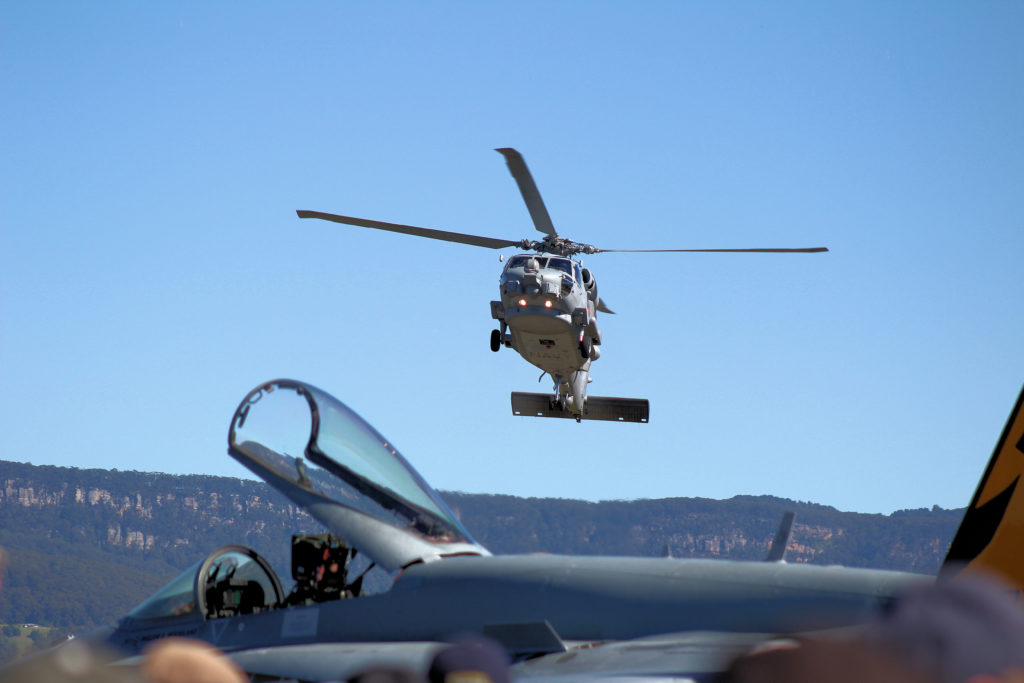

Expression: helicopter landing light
xmin=544 ymin=300 xmax=553 ymax=308
xmin=518 ymin=298 xmax=527 ymax=307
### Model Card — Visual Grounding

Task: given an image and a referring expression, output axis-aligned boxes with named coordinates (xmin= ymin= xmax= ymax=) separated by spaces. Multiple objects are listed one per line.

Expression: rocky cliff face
xmin=1 ymin=465 xmax=316 ymax=553
xmin=444 ymin=492 xmax=961 ymax=572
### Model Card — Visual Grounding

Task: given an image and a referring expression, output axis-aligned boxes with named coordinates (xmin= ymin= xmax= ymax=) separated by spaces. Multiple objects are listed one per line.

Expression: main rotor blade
xmin=593 ymin=247 xmax=829 ymax=254
xmin=495 ymin=148 xmax=557 ymax=238
xmin=297 ymin=210 xmax=523 ymax=250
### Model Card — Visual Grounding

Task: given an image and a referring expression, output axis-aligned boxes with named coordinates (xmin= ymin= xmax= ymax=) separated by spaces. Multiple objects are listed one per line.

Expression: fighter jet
xmin=93 ymin=378 xmax=1024 ymax=681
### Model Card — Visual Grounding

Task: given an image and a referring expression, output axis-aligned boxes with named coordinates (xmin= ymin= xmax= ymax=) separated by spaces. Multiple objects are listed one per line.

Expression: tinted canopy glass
xmin=127 ymin=560 xmax=202 ymax=620
xmin=229 ymin=380 xmax=474 ymax=544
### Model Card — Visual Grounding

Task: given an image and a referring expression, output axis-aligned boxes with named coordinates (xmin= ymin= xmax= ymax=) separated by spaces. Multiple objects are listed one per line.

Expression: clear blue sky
xmin=2 ymin=3 xmax=1021 ymax=515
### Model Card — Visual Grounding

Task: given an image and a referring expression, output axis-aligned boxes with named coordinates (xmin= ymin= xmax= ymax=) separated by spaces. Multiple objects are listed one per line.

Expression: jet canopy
xmin=125 ymin=546 xmax=283 ymax=624
xmin=228 ymin=380 xmax=488 ymax=572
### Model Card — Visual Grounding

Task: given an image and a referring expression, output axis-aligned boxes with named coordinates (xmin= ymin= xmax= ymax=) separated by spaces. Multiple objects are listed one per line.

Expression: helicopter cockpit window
xmin=505 ymin=255 xmax=532 ymax=270
xmin=573 ymin=262 xmax=583 ymax=287
xmin=548 ymin=258 xmax=573 ymax=276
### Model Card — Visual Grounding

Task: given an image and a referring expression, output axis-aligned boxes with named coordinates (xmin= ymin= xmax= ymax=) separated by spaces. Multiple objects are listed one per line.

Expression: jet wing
xmin=512 ymin=631 xmax=779 ymax=681
xmin=218 ymin=631 xmax=777 ymax=682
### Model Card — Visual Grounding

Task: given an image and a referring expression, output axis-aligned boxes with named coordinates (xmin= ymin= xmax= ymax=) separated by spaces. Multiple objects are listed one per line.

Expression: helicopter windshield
xmin=506 ymin=255 xmax=574 ymax=274
xmin=547 ymin=258 xmax=573 ymax=275
xmin=505 ymin=255 xmax=533 ymax=269
xmin=228 ymin=380 xmax=474 ymax=544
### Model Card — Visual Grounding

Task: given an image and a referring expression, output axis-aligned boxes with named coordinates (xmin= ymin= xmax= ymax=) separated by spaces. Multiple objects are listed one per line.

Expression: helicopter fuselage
xmin=490 ymin=253 xmax=601 ymax=415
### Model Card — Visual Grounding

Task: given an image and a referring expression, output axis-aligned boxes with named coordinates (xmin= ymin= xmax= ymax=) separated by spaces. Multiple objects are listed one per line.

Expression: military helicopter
xmin=298 ymin=148 xmax=827 ymax=423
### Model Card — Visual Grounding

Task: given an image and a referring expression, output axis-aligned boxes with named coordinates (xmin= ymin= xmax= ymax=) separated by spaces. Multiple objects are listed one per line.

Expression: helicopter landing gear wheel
xmin=490 ymin=329 xmax=501 ymax=352
xmin=579 ymin=338 xmax=592 ymax=360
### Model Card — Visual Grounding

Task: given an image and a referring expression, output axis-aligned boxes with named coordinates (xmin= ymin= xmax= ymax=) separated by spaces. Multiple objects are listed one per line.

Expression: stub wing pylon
xmin=511 ymin=392 xmax=649 ymax=423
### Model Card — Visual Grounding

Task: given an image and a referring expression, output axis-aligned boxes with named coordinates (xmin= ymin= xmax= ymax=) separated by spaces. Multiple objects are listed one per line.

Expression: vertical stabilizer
xmin=943 ymin=384 xmax=1024 ymax=591
xmin=765 ymin=511 xmax=796 ymax=562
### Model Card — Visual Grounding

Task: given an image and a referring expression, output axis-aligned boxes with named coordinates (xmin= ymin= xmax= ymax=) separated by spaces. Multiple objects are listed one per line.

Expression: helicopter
xmin=298 ymin=148 xmax=827 ymax=423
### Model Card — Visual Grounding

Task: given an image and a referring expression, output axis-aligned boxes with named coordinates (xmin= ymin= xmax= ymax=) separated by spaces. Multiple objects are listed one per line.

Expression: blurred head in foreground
xmin=725 ymin=571 xmax=1024 ymax=683
xmin=141 ymin=638 xmax=246 ymax=683
xmin=865 ymin=571 xmax=1024 ymax=683
xmin=428 ymin=637 xmax=509 ymax=683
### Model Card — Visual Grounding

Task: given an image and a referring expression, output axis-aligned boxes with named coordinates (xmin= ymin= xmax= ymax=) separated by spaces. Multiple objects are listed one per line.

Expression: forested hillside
xmin=0 ymin=460 xmax=321 ymax=632
xmin=445 ymin=492 xmax=961 ymax=570
xmin=0 ymin=459 xmax=963 ymax=661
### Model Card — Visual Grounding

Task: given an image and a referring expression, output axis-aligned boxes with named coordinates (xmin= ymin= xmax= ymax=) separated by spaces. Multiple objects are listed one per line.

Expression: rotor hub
xmin=525 ymin=236 xmax=599 ymax=257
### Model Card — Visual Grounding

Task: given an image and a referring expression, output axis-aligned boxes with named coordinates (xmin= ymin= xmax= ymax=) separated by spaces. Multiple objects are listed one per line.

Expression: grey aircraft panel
xmin=220 ymin=632 xmax=769 ymax=682
xmin=512 ymin=631 xmax=785 ymax=682
xmin=102 ymin=553 xmax=928 ymax=660
xmin=189 ymin=555 xmax=925 ymax=656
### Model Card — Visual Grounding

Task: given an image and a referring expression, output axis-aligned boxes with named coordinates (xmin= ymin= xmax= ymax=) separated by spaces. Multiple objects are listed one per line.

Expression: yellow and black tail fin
xmin=942 ymin=384 xmax=1024 ymax=591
